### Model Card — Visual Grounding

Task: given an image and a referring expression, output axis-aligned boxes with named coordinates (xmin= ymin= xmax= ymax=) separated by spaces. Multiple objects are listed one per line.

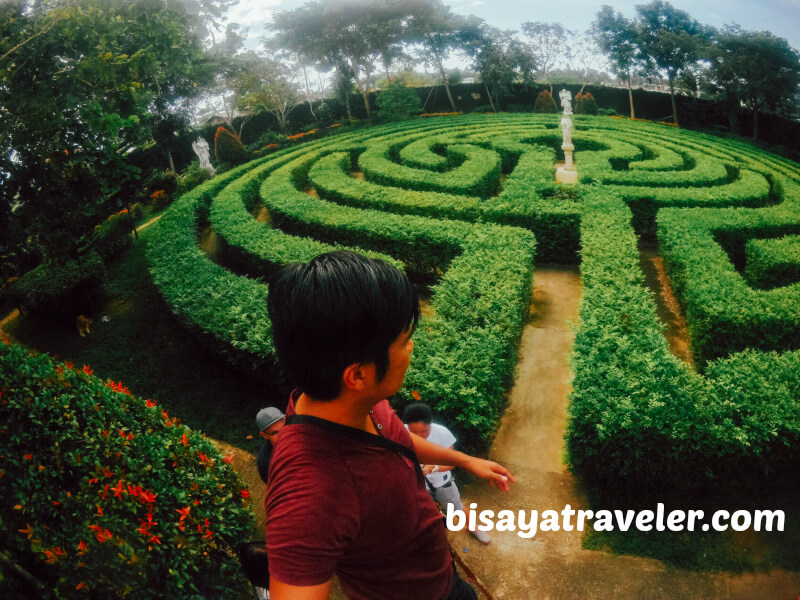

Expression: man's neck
xmin=294 ymin=391 xmax=378 ymax=432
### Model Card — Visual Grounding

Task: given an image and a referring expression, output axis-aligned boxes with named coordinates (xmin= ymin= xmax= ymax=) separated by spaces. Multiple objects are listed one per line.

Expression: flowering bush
xmin=419 ymin=112 xmax=462 ymax=117
xmin=0 ymin=340 xmax=254 ymax=598
xmin=149 ymin=189 xmax=171 ymax=211
xmin=574 ymin=92 xmax=598 ymax=115
xmin=533 ymin=90 xmax=557 ymax=113
xmin=214 ymin=126 xmax=248 ymax=166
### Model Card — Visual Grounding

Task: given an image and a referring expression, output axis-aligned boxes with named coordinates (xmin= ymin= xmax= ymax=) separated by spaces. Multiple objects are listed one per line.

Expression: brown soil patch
xmin=447 ymin=266 xmax=800 ymax=599
xmin=252 ymin=203 xmax=271 ymax=224
xmin=638 ymin=240 xmax=694 ymax=366
xmin=419 ymin=297 xmax=435 ymax=318
xmin=198 ymin=226 xmax=223 ymax=262
xmin=350 ymin=169 xmax=365 ymax=180
xmin=303 ymin=185 xmax=320 ymax=198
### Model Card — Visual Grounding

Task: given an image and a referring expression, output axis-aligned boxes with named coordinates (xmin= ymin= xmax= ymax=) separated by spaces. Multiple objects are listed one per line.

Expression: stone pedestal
xmin=556 ymin=143 xmax=577 ymax=184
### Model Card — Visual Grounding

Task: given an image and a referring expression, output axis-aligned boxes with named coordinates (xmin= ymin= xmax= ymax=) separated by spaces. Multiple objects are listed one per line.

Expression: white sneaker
xmin=469 ymin=529 xmax=491 ymax=545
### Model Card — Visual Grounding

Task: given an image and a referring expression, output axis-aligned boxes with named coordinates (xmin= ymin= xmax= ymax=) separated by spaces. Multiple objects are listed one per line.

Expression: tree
xmin=199 ymin=29 xmax=262 ymax=137
xmin=592 ymin=5 xmax=643 ymax=118
xmin=705 ymin=26 xmax=800 ymax=142
xmin=633 ymin=0 xmax=706 ymax=128
xmin=270 ymin=0 xmax=431 ymax=119
xmin=521 ymin=22 xmax=570 ymax=94
xmin=0 ymin=0 xmax=230 ymax=267
xmin=468 ymin=26 xmax=536 ymax=113
xmin=239 ymin=58 xmax=300 ymax=134
xmin=407 ymin=1 xmax=481 ymax=112
xmin=568 ymin=29 xmax=603 ymax=94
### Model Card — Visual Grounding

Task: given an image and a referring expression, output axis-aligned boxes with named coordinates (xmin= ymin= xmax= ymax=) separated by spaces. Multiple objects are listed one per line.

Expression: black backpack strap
xmin=284 ymin=413 xmax=432 ymax=491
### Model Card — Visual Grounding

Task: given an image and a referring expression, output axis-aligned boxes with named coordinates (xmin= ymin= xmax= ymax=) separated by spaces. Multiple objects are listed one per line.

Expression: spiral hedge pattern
xmin=147 ymin=114 xmax=800 ymax=487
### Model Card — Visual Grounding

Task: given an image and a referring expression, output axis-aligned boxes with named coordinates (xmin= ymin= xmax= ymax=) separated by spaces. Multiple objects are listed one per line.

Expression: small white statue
xmin=559 ymin=89 xmax=573 ymax=115
xmin=561 ymin=115 xmax=573 ymax=147
xmin=192 ymin=137 xmax=215 ymax=174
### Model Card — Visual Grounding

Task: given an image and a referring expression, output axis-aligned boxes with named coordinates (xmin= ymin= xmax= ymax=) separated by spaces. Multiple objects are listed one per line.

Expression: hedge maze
xmin=147 ymin=114 xmax=800 ymax=488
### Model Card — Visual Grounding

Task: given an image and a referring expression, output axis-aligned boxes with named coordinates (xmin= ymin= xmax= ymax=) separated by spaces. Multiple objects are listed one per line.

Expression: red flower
xmin=139 ymin=489 xmax=157 ymax=504
xmin=241 ymin=489 xmax=250 ymax=499
xmin=112 ymin=480 xmax=125 ymax=499
xmin=176 ymin=506 xmax=190 ymax=518
xmin=82 ymin=364 xmax=93 ymax=376
xmin=95 ymin=505 xmax=104 ymax=517
xmin=223 ymin=454 xmax=234 ymax=464
xmin=24 ymin=454 xmax=32 ymax=460
xmin=145 ymin=399 xmax=156 ymax=408
xmin=181 ymin=433 xmax=189 ymax=446
xmin=88 ymin=525 xmax=112 ymax=543
xmin=43 ymin=547 xmax=66 ymax=564
xmin=65 ymin=361 xmax=74 ymax=370
xmin=102 ymin=467 xmax=114 ymax=478
xmin=77 ymin=540 xmax=89 ymax=555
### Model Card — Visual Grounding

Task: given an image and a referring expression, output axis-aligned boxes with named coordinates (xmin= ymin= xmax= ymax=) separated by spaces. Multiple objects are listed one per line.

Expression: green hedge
xmin=566 ymin=186 xmax=800 ymax=491
xmin=2 ymin=252 xmax=106 ymax=316
xmin=0 ymin=340 xmax=253 ymax=598
xmin=359 ymin=136 xmax=501 ymax=199
xmin=658 ymin=183 xmax=800 ymax=367
xmin=745 ymin=234 xmax=800 ymax=290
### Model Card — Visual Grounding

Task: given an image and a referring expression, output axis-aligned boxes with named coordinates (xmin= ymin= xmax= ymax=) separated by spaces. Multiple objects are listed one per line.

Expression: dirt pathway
xmin=448 ymin=266 xmax=800 ymax=600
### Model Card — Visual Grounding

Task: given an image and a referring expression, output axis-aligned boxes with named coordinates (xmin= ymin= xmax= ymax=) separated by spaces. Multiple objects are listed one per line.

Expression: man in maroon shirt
xmin=265 ymin=251 xmax=514 ymax=600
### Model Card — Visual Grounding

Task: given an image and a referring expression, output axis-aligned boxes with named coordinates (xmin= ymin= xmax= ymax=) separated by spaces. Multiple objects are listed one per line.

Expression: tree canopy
xmin=633 ymin=0 xmax=707 ymax=127
xmin=0 ymin=0 xmax=232 ymax=266
xmin=705 ymin=26 xmax=800 ymax=141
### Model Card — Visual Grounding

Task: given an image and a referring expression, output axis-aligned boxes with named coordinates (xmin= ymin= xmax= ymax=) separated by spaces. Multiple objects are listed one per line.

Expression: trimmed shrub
xmin=176 ymin=161 xmax=213 ymax=196
xmin=93 ymin=210 xmax=135 ymax=260
xmin=534 ymin=90 xmax=557 ymax=113
xmin=214 ymin=126 xmax=248 ymax=166
xmin=574 ymin=92 xmax=598 ymax=115
xmin=1 ymin=252 xmax=106 ymax=317
xmin=376 ymin=82 xmax=422 ymax=122
xmin=0 ymin=340 xmax=254 ymax=598
xmin=745 ymin=234 xmax=800 ymax=289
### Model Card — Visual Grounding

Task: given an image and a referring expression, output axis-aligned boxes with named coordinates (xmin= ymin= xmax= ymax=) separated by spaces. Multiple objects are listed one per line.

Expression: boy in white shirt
xmin=403 ymin=403 xmax=491 ymax=545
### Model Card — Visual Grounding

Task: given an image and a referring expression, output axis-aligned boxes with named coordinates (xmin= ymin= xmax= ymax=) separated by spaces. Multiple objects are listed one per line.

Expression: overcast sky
xmin=224 ymin=0 xmax=800 ymax=63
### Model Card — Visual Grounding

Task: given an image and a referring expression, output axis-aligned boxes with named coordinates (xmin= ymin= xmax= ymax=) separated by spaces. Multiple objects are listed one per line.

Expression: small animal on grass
xmin=76 ymin=315 xmax=93 ymax=337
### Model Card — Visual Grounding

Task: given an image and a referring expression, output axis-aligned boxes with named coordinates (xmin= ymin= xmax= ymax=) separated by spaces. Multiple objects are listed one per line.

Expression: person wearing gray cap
xmin=256 ymin=407 xmax=285 ymax=485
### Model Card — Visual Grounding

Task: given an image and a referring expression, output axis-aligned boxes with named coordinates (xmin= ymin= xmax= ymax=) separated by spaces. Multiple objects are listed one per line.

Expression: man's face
xmin=407 ymin=421 xmax=431 ymax=440
xmin=260 ymin=418 xmax=285 ymax=446
xmin=372 ymin=326 xmax=414 ymax=400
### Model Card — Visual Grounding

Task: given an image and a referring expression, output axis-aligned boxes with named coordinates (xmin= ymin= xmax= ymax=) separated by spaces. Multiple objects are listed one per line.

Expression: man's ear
xmin=342 ymin=362 xmax=374 ymax=391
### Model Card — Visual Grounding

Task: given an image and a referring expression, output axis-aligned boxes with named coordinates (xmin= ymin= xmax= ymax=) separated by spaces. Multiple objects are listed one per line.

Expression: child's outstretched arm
xmin=408 ymin=432 xmax=515 ymax=492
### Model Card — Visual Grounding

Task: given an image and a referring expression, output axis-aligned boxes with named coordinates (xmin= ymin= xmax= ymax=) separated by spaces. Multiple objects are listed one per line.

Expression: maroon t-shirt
xmin=266 ymin=394 xmax=453 ymax=600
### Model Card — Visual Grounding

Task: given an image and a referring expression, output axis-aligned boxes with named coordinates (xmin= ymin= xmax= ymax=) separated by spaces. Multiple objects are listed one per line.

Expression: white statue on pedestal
xmin=561 ymin=115 xmax=573 ymax=147
xmin=559 ymin=89 xmax=573 ymax=115
xmin=556 ymin=89 xmax=578 ymax=183
xmin=192 ymin=137 xmax=215 ymax=174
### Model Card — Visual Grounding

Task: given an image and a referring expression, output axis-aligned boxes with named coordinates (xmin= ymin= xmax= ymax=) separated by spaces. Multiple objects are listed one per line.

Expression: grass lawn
xmin=5 ymin=226 xmax=280 ymax=455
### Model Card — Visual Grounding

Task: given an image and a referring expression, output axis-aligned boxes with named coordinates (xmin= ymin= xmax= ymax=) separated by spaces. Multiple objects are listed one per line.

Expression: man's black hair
xmin=403 ymin=402 xmax=432 ymax=425
xmin=267 ymin=251 xmax=420 ymax=401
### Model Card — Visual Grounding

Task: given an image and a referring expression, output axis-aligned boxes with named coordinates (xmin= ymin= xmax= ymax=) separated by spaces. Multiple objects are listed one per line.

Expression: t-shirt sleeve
xmin=266 ymin=438 xmax=359 ymax=586
xmin=432 ymin=424 xmax=456 ymax=448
